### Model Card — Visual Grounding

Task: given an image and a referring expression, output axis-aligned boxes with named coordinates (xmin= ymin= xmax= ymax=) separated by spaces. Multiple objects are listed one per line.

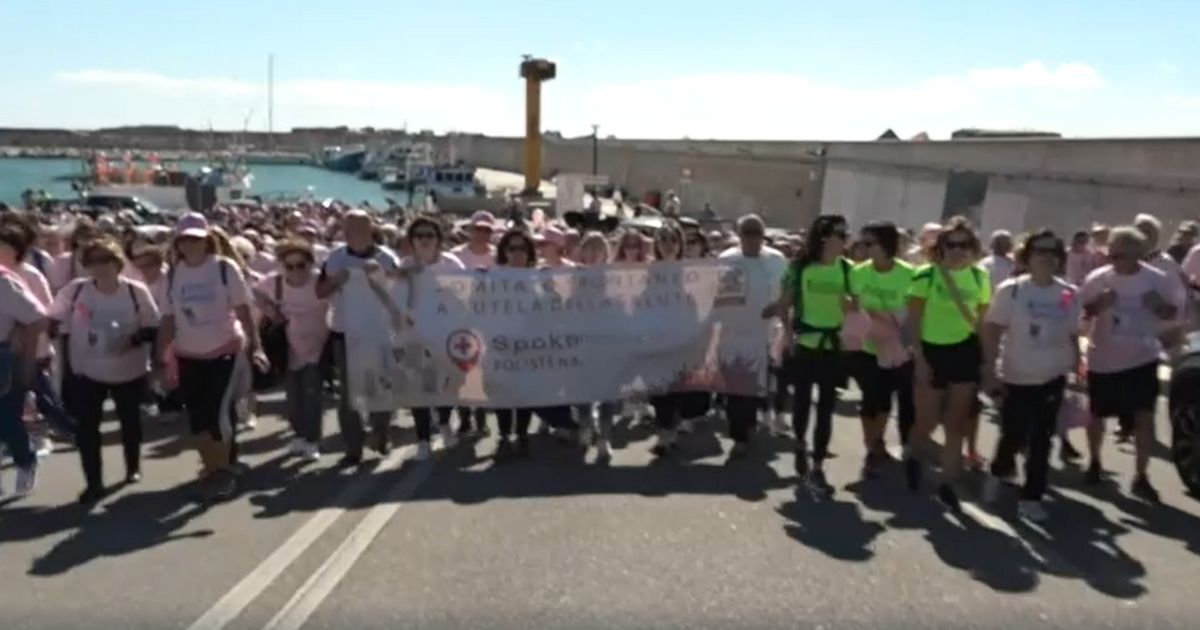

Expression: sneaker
xmin=1131 ymin=476 xmax=1161 ymax=504
xmin=1018 ymin=499 xmax=1049 ymax=523
xmin=1116 ymin=430 xmax=1133 ymax=445
xmin=126 ymin=471 xmax=143 ymax=484
xmin=78 ymin=486 xmax=107 ymax=504
xmin=678 ymin=419 xmax=694 ymax=435
xmin=14 ymin=464 xmax=38 ymax=497
xmin=769 ymin=413 xmax=791 ymax=435
xmin=729 ymin=442 xmax=750 ymax=459
xmin=1059 ymin=438 xmax=1082 ymax=463
xmin=904 ymin=457 xmax=922 ymax=492
xmin=414 ymin=441 xmax=433 ymax=461
xmin=861 ymin=453 xmax=882 ymax=480
xmin=595 ymin=439 xmax=613 ymax=462
xmin=238 ymin=415 xmax=258 ymax=431
xmin=794 ymin=447 xmax=810 ymax=480
xmin=651 ymin=431 xmax=676 ymax=458
xmin=302 ymin=442 xmax=322 ymax=462
xmin=35 ymin=437 xmax=53 ymax=459
xmin=372 ymin=433 xmax=392 ymax=456
xmin=937 ymin=483 xmax=961 ymax=511
xmin=205 ymin=470 xmax=237 ymax=501
xmin=1085 ymin=461 xmax=1103 ymax=485
xmin=982 ymin=475 xmax=1004 ymax=504
xmin=440 ymin=424 xmax=459 ymax=449
xmin=809 ymin=469 xmax=834 ymax=496
xmin=287 ymin=438 xmax=308 ymax=456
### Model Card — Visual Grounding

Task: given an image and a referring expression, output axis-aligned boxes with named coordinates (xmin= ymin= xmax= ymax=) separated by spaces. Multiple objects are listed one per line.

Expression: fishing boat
xmin=380 ymin=166 xmax=409 ymax=191
xmin=319 ymin=145 xmax=367 ymax=173
xmin=412 ymin=162 xmax=488 ymax=212
xmin=67 ymin=153 xmax=252 ymax=212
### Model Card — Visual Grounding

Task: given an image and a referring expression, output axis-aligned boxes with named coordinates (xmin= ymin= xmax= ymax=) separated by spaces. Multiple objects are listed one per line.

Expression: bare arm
xmin=156 ymin=314 xmax=176 ymax=363
xmin=980 ymin=321 xmax=1004 ymax=371
xmin=235 ymin=305 xmax=259 ymax=354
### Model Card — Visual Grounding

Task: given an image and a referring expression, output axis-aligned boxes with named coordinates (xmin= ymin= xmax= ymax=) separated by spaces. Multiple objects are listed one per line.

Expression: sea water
xmin=0 ymin=157 xmax=403 ymax=208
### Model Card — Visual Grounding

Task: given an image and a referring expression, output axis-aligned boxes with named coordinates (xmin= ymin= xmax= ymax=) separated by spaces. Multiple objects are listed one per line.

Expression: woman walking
xmin=52 ymin=239 xmax=160 ymax=503
xmin=980 ymin=229 xmax=1081 ymax=521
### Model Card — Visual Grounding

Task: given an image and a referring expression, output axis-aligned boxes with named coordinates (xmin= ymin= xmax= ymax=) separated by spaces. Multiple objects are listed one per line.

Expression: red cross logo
xmin=446 ymin=329 xmax=482 ymax=372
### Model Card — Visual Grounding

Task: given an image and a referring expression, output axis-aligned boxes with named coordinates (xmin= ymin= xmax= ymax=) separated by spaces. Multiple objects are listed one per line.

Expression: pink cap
xmin=175 ymin=212 xmax=210 ymax=239
xmin=470 ymin=210 xmax=497 ymax=228
xmin=535 ymin=226 xmax=566 ymax=248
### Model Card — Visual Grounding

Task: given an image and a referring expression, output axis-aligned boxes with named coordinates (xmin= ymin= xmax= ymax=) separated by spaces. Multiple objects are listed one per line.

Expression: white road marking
xmin=262 ymin=457 xmax=437 ymax=630
xmin=184 ymin=445 xmax=415 ymax=630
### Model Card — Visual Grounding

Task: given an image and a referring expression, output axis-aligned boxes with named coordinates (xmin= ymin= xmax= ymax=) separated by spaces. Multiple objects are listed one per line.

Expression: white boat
xmin=73 ymin=154 xmax=252 ymax=212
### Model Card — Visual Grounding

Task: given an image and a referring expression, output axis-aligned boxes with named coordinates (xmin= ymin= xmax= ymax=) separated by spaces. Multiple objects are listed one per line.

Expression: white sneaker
xmin=596 ymin=439 xmax=613 ymax=460
xmin=239 ymin=415 xmax=258 ymax=431
xmin=14 ymin=464 xmax=38 ymax=497
xmin=288 ymin=438 xmax=308 ymax=456
xmin=35 ymin=437 xmax=54 ymax=458
xmin=440 ymin=424 xmax=459 ymax=449
xmin=982 ymin=475 xmax=1003 ymax=504
xmin=1018 ymin=500 xmax=1048 ymax=523
xmin=414 ymin=441 xmax=433 ymax=461
xmin=769 ymin=413 xmax=791 ymax=435
xmin=302 ymin=442 xmax=322 ymax=462
xmin=678 ymin=419 xmax=694 ymax=435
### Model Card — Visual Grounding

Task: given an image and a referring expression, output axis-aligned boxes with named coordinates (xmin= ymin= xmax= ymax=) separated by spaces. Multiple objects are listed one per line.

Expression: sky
xmin=2 ymin=0 xmax=1198 ymax=140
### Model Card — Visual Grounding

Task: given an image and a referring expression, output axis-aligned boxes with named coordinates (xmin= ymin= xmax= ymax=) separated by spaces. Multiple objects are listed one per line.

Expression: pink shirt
xmin=51 ymin=278 xmax=160 ymax=384
xmin=451 ymin=244 xmax=495 ymax=270
xmin=17 ymin=262 xmax=54 ymax=359
xmin=163 ymin=257 xmax=250 ymax=358
xmin=255 ymin=272 xmax=330 ymax=368
xmin=0 ymin=267 xmax=45 ymax=341
xmin=1080 ymin=263 xmax=1180 ymax=373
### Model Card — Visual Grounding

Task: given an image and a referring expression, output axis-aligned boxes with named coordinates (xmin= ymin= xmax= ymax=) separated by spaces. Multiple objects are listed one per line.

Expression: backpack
xmin=791 ymin=257 xmax=853 ymax=351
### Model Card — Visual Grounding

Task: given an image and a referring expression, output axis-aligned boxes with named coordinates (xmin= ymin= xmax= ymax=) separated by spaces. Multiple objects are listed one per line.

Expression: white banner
xmin=342 ymin=260 xmax=770 ymax=411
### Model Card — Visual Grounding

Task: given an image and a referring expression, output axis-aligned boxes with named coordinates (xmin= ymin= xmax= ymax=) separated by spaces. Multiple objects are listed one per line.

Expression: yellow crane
xmin=519 ymin=56 xmax=556 ymax=197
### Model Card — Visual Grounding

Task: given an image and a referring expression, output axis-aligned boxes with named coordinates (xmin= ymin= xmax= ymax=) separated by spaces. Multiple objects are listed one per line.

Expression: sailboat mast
xmin=267 ymin=53 xmax=275 ymax=150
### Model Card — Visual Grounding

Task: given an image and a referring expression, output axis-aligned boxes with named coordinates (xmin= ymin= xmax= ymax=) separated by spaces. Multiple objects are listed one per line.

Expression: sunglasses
xmin=943 ymin=240 xmax=972 ymax=250
xmin=410 ymin=231 xmax=438 ymax=241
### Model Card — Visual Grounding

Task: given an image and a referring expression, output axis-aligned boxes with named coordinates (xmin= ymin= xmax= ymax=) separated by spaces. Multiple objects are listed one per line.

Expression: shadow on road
xmin=777 ymin=489 xmax=885 ymax=562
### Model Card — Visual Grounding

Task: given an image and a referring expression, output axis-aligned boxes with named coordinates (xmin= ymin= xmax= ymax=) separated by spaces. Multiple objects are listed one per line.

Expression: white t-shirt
xmin=249 ymin=251 xmax=279 ymax=277
xmin=985 ymin=276 xmax=1081 ymax=385
xmin=163 ymin=257 xmax=250 ymax=357
xmin=450 ymin=243 xmax=495 ymax=270
xmin=51 ymin=278 xmax=160 ymax=384
xmin=981 ymin=255 xmax=1015 ymax=291
xmin=1181 ymin=243 xmax=1200 ymax=287
xmin=255 ymin=272 xmax=330 ymax=367
xmin=321 ymin=244 xmax=401 ymax=333
xmin=1079 ymin=263 xmax=1180 ymax=373
xmin=0 ymin=268 xmax=45 ymax=341
xmin=718 ymin=245 xmax=788 ymax=310
xmin=47 ymin=252 xmax=84 ymax=294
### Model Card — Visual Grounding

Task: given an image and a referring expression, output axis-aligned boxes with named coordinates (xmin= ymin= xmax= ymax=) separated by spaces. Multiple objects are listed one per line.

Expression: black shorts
xmin=1088 ymin=361 xmax=1160 ymax=419
xmin=849 ymin=352 xmax=912 ymax=417
xmin=920 ymin=335 xmax=983 ymax=390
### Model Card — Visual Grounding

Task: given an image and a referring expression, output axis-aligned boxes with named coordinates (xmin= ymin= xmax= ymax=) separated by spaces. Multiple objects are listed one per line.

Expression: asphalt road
xmin=2 ymin=390 xmax=1198 ymax=630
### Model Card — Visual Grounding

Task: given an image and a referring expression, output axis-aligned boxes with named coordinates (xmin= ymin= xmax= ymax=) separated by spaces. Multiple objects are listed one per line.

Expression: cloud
xmin=1158 ymin=62 xmax=1181 ymax=75
xmin=965 ymin=61 xmax=1104 ymax=89
xmin=41 ymin=60 xmax=1148 ymax=139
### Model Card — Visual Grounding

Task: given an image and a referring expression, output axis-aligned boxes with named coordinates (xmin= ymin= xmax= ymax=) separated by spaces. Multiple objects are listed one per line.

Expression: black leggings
xmin=178 ymin=355 xmax=240 ymax=442
xmin=650 ymin=394 xmax=680 ymax=430
xmin=69 ymin=375 xmax=145 ymax=490
xmin=991 ymin=377 xmax=1065 ymax=501
xmin=412 ymin=407 xmax=453 ymax=442
xmin=790 ymin=347 xmax=841 ymax=461
xmin=495 ymin=408 xmax=532 ymax=438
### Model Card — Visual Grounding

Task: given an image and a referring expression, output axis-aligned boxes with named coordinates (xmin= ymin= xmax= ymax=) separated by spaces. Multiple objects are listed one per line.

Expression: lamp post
xmin=591 ymin=124 xmax=599 ymax=176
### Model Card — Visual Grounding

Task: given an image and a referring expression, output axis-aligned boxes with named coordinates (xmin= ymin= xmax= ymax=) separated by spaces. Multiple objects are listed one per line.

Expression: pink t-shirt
xmin=17 ymin=262 xmax=54 ymax=359
xmin=51 ymin=278 xmax=160 ymax=384
xmin=450 ymin=244 xmax=495 ymax=270
xmin=47 ymin=252 xmax=83 ymax=294
xmin=163 ymin=257 xmax=250 ymax=358
xmin=1080 ymin=263 xmax=1181 ymax=373
xmin=0 ymin=267 xmax=45 ymax=341
xmin=255 ymin=272 xmax=329 ymax=367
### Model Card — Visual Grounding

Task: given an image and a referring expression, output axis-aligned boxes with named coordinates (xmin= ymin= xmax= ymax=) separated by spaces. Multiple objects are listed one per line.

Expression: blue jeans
xmin=34 ymin=363 xmax=76 ymax=435
xmin=284 ymin=363 xmax=324 ymax=443
xmin=0 ymin=383 xmax=35 ymax=469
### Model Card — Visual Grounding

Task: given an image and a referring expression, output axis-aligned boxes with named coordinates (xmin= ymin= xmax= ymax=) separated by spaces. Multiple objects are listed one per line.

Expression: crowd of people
xmin=0 ymin=198 xmax=1194 ymax=523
